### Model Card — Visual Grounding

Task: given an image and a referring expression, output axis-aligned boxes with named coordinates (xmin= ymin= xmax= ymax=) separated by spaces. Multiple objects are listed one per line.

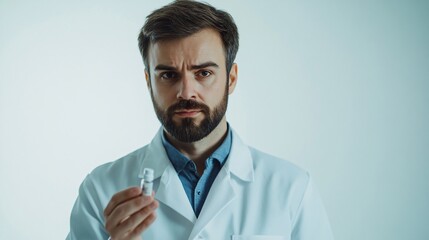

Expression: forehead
xmin=148 ymin=28 xmax=226 ymax=68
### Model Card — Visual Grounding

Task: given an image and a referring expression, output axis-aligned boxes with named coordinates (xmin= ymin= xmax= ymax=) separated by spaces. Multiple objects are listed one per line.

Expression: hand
xmin=104 ymin=186 xmax=159 ymax=240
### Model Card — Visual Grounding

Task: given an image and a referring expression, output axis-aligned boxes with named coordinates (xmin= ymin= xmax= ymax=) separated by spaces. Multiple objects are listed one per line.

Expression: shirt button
xmin=197 ymin=191 xmax=201 ymax=195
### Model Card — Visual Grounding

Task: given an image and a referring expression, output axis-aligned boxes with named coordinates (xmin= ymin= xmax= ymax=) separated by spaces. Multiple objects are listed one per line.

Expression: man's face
xmin=146 ymin=28 xmax=237 ymax=143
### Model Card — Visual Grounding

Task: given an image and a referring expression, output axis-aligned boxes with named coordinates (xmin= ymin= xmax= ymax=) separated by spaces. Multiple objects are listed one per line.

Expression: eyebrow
xmin=154 ymin=61 xmax=219 ymax=71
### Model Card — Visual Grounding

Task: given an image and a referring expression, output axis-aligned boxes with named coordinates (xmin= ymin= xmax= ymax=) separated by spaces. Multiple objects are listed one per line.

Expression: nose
xmin=177 ymin=73 xmax=197 ymax=100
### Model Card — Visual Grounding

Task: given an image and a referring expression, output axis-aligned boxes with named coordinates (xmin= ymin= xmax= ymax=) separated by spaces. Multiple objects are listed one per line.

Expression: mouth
xmin=174 ymin=109 xmax=202 ymax=118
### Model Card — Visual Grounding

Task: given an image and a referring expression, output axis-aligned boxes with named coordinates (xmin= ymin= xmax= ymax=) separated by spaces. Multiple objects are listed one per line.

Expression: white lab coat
xmin=67 ymin=128 xmax=333 ymax=240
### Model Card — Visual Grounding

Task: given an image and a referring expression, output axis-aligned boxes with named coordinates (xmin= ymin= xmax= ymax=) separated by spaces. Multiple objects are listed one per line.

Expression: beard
xmin=150 ymin=83 xmax=228 ymax=143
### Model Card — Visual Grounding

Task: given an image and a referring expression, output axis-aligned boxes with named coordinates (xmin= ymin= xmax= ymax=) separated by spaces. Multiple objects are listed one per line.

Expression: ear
xmin=227 ymin=63 xmax=238 ymax=95
xmin=144 ymin=69 xmax=151 ymax=89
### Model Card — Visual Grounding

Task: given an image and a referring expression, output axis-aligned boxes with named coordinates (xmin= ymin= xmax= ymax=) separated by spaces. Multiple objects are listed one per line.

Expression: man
xmin=67 ymin=1 xmax=333 ymax=239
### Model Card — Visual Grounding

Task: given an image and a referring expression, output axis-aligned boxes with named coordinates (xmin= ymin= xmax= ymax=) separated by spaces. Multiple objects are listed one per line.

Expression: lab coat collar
xmin=137 ymin=128 xmax=170 ymax=180
xmin=137 ymin=127 xmax=255 ymax=230
xmin=138 ymin=127 xmax=255 ymax=182
xmin=138 ymin=128 xmax=197 ymax=223
xmin=226 ymin=129 xmax=255 ymax=182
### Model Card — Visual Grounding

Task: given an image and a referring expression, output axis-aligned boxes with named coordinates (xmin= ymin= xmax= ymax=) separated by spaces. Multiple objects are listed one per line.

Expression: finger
xmin=126 ymin=209 xmax=158 ymax=239
xmin=107 ymin=195 xmax=154 ymax=229
xmin=104 ymin=187 xmax=142 ymax=218
xmin=114 ymin=200 xmax=159 ymax=238
xmin=133 ymin=212 xmax=157 ymax=237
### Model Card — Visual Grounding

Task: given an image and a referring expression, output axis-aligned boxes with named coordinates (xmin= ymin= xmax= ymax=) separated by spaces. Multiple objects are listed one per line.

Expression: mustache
xmin=167 ymin=100 xmax=210 ymax=114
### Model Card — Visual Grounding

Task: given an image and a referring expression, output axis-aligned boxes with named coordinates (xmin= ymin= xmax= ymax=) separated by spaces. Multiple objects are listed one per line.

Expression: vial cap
xmin=143 ymin=168 xmax=154 ymax=180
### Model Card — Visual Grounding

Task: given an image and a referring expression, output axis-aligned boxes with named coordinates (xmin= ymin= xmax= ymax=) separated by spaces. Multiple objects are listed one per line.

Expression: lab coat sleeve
xmin=66 ymin=174 xmax=109 ymax=240
xmin=291 ymin=175 xmax=334 ymax=240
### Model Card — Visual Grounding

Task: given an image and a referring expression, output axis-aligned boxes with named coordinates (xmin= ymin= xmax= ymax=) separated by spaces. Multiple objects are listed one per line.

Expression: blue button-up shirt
xmin=161 ymin=126 xmax=232 ymax=217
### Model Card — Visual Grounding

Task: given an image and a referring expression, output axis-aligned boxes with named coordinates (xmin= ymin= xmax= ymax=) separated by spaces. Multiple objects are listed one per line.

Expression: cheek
xmin=200 ymin=79 xmax=227 ymax=105
xmin=151 ymin=83 xmax=176 ymax=108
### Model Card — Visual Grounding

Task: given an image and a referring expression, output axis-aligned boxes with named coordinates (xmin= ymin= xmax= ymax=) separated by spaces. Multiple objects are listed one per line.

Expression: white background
xmin=1 ymin=0 xmax=428 ymax=239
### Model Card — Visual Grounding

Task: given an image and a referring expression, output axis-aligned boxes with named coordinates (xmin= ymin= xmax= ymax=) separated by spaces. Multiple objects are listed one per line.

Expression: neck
xmin=164 ymin=117 xmax=228 ymax=173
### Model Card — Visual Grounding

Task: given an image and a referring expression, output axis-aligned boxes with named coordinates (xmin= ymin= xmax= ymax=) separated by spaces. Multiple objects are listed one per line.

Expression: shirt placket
xmin=193 ymin=158 xmax=214 ymax=217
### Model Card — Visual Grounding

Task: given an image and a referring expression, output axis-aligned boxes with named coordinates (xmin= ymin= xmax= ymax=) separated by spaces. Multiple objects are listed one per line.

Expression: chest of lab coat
xmin=67 ymin=129 xmax=333 ymax=240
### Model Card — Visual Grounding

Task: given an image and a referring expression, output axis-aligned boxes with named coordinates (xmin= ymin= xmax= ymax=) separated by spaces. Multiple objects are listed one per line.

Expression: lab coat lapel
xmin=188 ymin=130 xmax=254 ymax=240
xmin=138 ymin=128 xmax=196 ymax=224
xmin=156 ymin=164 xmax=196 ymax=223
xmin=188 ymin=167 xmax=234 ymax=240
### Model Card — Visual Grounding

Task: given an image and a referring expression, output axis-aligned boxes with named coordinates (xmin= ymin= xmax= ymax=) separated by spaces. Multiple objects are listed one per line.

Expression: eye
xmin=197 ymin=70 xmax=212 ymax=78
xmin=160 ymin=71 xmax=178 ymax=80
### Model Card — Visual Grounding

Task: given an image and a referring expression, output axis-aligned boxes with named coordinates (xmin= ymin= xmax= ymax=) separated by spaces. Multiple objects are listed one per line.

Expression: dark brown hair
xmin=138 ymin=0 xmax=239 ymax=73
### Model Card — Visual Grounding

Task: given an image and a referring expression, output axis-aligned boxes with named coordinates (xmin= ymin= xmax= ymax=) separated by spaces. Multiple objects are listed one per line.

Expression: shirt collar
xmin=161 ymin=124 xmax=232 ymax=173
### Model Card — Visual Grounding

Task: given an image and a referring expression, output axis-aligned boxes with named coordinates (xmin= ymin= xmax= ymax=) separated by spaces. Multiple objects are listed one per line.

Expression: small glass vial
xmin=141 ymin=168 xmax=154 ymax=196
